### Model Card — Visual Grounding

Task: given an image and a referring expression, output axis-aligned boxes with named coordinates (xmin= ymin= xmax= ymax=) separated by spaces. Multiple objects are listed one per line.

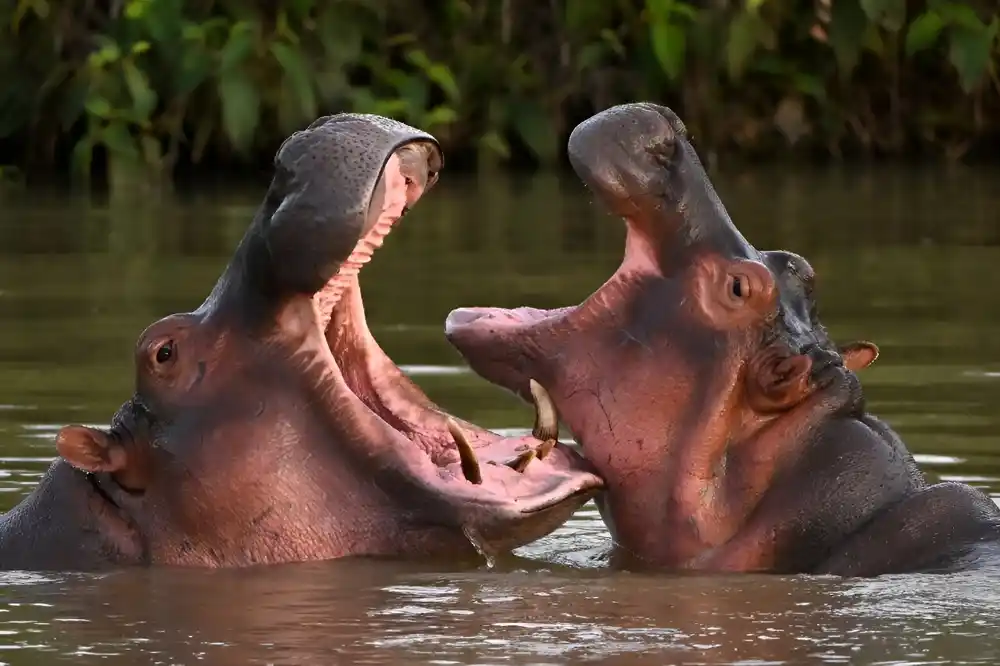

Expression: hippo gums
xmin=0 ymin=114 xmax=602 ymax=571
xmin=445 ymin=102 xmax=1000 ymax=577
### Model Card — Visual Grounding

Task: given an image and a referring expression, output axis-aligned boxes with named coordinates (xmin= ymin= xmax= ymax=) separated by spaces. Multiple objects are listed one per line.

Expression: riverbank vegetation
xmin=2 ymin=0 xmax=998 ymax=192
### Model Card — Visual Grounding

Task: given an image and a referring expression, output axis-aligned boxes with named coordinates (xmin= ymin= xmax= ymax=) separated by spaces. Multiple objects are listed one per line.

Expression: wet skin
xmin=444 ymin=102 xmax=1000 ymax=576
xmin=0 ymin=114 xmax=601 ymax=571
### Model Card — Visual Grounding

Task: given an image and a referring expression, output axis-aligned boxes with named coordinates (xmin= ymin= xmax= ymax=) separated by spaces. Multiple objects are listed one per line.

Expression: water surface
xmin=1 ymin=166 xmax=999 ymax=664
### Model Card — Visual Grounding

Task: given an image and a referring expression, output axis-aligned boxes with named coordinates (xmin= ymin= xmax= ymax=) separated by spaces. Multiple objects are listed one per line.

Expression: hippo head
xmin=53 ymin=114 xmax=601 ymax=567
xmin=445 ymin=103 xmax=879 ymax=565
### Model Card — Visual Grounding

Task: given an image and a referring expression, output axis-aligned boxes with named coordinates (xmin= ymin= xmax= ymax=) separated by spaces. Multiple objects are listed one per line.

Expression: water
xmin=0 ymin=165 xmax=1000 ymax=663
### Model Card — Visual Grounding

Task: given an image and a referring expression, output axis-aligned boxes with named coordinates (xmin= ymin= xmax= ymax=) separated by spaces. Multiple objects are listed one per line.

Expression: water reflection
xmin=0 ymin=166 xmax=999 ymax=662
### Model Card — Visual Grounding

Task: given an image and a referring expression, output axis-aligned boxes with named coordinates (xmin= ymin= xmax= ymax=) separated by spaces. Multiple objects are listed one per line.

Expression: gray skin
xmin=0 ymin=114 xmax=602 ymax=571
xmin=444 ymin=102 xmax=1000 ymax=577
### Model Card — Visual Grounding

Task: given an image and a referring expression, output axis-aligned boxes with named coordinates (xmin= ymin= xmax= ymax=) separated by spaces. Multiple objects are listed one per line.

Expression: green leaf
xmin=791 ymin=73 xmax=827 ymax=101
xmin=71 ymin=137 xmax=94 ymax=177
xmin=828 ymin=0 xmax=870 ymax=74
xmin=726 ymin=11 xmax=761 ymax=79
xmin=83 ymin=95 xmax=113 ymax=120
xmin=650 ymin=20 xmax=686 ymax=80
xmin=218 ymin=70 xmax=260 ymax=151
xmin=906 ymin=11 xmax=945 ymax=55
xmin=860 ymin=0 xmax=905 ymax=32
xmin=270 ymin=41 xmax=317 ymax=122
xmin=478 ymin=130 xmax=511 ymax=159
xmin=220 ymin=22 xmax=254 ymax=72
xmin=423 ymin=105 xmax=458 ymax=128
xmin=935 ymin=3 xmax=986 ymax=31
xmin=176 ymin=49 xmax=213 ymax=97
xmin=121 ymin=60 xmax=157 ymax=121
xmin=101 ymin=122 xmax=140 ymax=160
xmin=510 ymin=102 xmax=559 ymax=165
xmin=405 ymin=50 xmax=461 ymax=101
xmin=948 ymin=20 xmax=998 ymax=93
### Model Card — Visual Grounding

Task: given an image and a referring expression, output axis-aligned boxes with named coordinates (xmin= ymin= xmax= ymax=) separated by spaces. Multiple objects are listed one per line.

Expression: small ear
xmin=748 ymin=353 xmax=813 ymax=412
xmin=56 ymin=425 xmax=128 ymax=474
xmin=839 ymin=341 xmax=879 ymax=372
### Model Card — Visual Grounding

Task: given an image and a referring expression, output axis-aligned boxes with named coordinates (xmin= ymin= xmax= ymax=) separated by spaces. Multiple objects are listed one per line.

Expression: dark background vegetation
xmin=1 ymin=0 xmax=999 ymax=193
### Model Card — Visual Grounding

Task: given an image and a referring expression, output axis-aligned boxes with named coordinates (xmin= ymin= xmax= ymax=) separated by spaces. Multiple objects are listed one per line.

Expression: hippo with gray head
xmin=0 ymin=114 xmax=602 ymax=570
xmin=445 ymin=102 xmax=1000 ymax=576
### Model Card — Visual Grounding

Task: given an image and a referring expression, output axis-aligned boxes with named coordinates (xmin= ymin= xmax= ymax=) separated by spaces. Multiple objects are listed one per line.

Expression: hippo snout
xmin=567 ymin=103 xmax=684 ymax=204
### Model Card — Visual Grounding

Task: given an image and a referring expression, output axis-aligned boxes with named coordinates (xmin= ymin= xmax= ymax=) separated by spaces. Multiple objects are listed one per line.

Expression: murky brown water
xmin=1 ymin=165 xmax=1000 ymax=664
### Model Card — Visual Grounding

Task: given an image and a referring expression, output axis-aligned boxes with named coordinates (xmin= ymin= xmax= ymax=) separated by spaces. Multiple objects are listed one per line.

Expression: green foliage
xmin=2 ymin=0 xmax=1000 ymax=192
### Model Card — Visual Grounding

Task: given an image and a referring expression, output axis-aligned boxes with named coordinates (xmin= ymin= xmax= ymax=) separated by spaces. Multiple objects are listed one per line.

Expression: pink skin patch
xmin=314 ymin=153 xmax=412 ymax=330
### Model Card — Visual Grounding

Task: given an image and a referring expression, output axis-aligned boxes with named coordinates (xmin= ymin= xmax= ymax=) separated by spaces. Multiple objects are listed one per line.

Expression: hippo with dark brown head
xmin=0 ymin=114 xmax=601 ymax=570
xmin=445 ymin=103 xmax=1000 ymax=576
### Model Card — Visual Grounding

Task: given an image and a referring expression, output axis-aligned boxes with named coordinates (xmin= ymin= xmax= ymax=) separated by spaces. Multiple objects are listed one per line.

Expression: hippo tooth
xmin=505 ymin=449 xmax=537 ymax=473
xmin=536 ymin=438 xmax=556 ymax=461
xmin=446 ymin=418 xmax=483 ymax=485
xmin=529 ymin=379 xmax=559 ymax=442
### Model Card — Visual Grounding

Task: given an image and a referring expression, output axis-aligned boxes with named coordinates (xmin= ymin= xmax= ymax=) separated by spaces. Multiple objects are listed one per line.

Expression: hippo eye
xmin=155 ymin=341 xmax=175 ymax=364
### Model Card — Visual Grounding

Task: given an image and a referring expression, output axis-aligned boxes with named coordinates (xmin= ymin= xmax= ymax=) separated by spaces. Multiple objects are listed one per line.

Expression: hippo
xmin=444 ymin=103 xmax=1000 ymax=577
xmin=0 ymin=114 xmax=602 ymax=571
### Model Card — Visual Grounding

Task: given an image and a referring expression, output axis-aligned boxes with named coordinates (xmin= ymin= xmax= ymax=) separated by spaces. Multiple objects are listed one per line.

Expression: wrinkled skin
xmin=445 ymin=102 xmax=1000 ymax=576
xmin=0 ymin=114 xmax=601 ymax=571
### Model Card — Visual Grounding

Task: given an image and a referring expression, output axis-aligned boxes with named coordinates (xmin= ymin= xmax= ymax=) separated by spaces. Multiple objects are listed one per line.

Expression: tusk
xmin=447 ymin=418 xmax=482 ymax=485
xmin=505 ymin=449 xmax=537 ymax=473
xmin=529 ymin=378 xmax=559 ymax=441
xmin=536 ymin=438 xmax=556 ymax=460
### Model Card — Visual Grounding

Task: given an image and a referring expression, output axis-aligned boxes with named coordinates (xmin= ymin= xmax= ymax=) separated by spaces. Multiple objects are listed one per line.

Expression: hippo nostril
xmin=647 ymin=137 xmax=676 ymax=168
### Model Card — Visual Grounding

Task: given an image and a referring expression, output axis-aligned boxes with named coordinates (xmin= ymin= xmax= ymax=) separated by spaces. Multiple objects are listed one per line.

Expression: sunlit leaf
xmin=218 ymin=70 xmax=260 ymax=151
xmin=948 ymin=20 xmax=998 ymax=93
xmin=270 ymin=41 xmax=317 ymax=122
xmin=905 ymin=12 xmax=945 ymax=56
xmin=84 ymin=95 xmax=114 ymax=120
xmin=510 ymin=101 xmax=558 ymax=165
xmin=828 ymin=0 xmax=869 ymax=74
xmin=122 ymin=61 xmax=157 ymax=121
xmin=650 ymin=20 xmax=686 ymax=80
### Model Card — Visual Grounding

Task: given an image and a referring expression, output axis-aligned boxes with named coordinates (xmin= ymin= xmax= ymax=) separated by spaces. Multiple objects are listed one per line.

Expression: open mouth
xmin=302 ymin=147 xmax=603 ymax=523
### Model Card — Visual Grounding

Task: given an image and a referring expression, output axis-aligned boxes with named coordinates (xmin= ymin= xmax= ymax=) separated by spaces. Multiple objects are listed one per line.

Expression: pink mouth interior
xmin=302 ymin=150 xmax=603 ymax=499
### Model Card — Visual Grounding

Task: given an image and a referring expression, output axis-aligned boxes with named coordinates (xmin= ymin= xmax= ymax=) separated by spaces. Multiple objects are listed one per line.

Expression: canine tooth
xmin=447 ymin=418 xmax=482 ymax=485
xmin=506 ymin=449 xmax=536 ymax=473
xmin=529 ymin=379 xmax=559 ymax=441
xmin=536 ymin=438 xmax=556 ymax=460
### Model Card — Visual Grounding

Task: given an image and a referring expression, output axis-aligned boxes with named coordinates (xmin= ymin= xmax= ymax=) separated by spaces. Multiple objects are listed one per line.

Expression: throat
xmin=324 ymin=279 xmax=471 ymax=462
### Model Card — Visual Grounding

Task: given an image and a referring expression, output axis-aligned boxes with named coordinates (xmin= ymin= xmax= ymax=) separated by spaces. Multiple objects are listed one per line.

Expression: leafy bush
xmin=1 ymin=0 xmax=998 ymax=192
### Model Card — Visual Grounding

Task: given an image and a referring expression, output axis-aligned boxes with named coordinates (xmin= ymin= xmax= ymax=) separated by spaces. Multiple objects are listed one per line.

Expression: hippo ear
xmin=747 ymin=353 xmax=814 ymax=412
xmin=839 ymin=341 xmax=879 ymax=371
xmin=56 ymin=426 xmax=128 ymax=473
